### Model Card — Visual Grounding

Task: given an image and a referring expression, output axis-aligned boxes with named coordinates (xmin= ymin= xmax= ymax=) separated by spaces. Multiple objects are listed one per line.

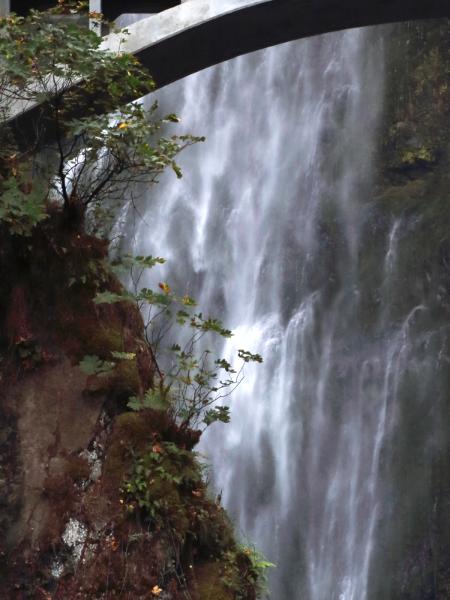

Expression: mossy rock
xmin=192 ymin=561 xmax=235 ymax=600
xmin=398 ymin=146 xmax=437 ymax=170
xmin=84 ymin=357 xmax=141 ymax=398
xmin=111 ymin=358 xmax=141 ymax=396
xmin=381 ymin=20 xmax=450 ymax=181
xmin=103 ymin=410 xmax=177 ymax=485
xmin=57 ymin=305 xmax=125 ymax=360
xmin=193 ymin=503 xmax=236 ymax=558
xmin=103 ymin=411 xmax=157 ymax=486
xmin=78 ymin=322 xmax=123 ymax=358
xmin=374 ymin=177 xmax=429 ymax=214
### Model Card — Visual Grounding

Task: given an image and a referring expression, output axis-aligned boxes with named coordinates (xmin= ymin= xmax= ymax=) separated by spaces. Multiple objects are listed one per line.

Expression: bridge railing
xmin=3 ymin=1 xmax=182 ymax=21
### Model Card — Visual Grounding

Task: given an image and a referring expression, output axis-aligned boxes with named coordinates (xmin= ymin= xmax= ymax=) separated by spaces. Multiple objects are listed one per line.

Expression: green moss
xmin=71 ymin=316 xmax=123 ymax=358
xmin=111 ymin=358 xmax=141 ymax=395
xmin=193 ymin=546 xmax=270 ymax=600
xmin=106 ymin=415 xmax=239 ymax=566
xmin=381 ymin=21 xmax=450 ymax=181
xmin=103 ymin=412 xmax=156 ymax=486
xmin=193 ymin=561 xmax=234 ymax=600
xmin=400 ymin=146 xmax=436 ymax=168
xmin=83 ymin=357 xmax=141 ymax=397
xmin=83 ymin=325 xmax=123 ymax=357
xmin=375 ymin=178 xmax=428 ymax=213
xmin=121 ymin=440 xmax=201 ymax=539
xmin=193 ymin=503 xmax=236 ymax=557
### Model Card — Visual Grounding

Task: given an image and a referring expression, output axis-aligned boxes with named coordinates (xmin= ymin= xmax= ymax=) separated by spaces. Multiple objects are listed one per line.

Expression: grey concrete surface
xmin=6 ymin=0 xmax=450 ymax=133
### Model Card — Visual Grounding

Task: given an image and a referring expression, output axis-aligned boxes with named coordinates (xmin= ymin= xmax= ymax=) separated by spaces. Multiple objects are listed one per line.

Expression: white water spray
xmin=127 ymin=23 xmax=447 ymax=600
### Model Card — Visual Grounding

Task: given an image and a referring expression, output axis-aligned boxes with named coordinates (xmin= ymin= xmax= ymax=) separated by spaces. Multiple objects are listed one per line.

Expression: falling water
xmin=125 ymin=21 xmax=449 ymax=600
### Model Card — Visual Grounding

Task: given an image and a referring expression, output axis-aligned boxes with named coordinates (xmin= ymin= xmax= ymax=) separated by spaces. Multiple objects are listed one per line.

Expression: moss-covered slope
xmin=0 ymin=217 xmax=260 ymax=599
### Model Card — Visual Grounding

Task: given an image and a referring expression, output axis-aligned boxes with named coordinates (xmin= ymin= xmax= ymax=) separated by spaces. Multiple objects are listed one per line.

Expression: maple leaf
xmin=158 ymin=282 xmax=171 ymax=294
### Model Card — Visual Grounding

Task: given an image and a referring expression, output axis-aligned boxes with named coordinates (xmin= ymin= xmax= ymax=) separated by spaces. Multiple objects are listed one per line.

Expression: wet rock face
xmin=370 ymin=18 xmax=450 ymax=600
xmin=0 ymin=415 xmax=20 ymax=555
xmin=381 ymin=20 xmax=450 ymax=183
xmin=4 ymin=359 xmax=103 ymax=549
xmin=0 ymin=225 xmax=156 ymax=595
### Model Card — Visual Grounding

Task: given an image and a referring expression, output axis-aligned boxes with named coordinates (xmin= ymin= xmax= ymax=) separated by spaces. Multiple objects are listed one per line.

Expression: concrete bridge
xmin=5 ymin=0 xmax=450 ymax=128
xmin=5 ymin=0 xmax=450 ymax=89
xmin=103 ymin=0 xmax=450 ymax=90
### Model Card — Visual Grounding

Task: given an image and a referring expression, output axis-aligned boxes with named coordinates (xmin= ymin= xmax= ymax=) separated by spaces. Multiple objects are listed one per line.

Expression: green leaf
xmin=93 ymin=290 xmax=135 ymax=304
xmin=127 ymin=396 xmax=142 ymax=412
xmin=165 ymin=113 xmax=181 ymax=123
xmin=79 ymin=354 xmax=115 ymax=376
xmin=111 ymin=351 xmax=136 ymax=360
xmin=238 ymin=349 xmax=263 ymax=363
xmin=127 ymin=388 xmax=169 ymax=412
xmin=172 ymin=162 xmax=183 ymax=179
xmin=203 ymin=406 xmax=230 ymax=426
xmin=215 ymin=358 xmax=236 ymax=373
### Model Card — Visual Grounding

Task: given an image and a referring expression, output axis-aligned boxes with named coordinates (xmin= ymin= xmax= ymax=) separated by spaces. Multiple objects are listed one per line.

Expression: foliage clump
xmin=0 ymin=7 xmax=202 ymax=236
xmin=96 ymin=253 xmax=262 ymax=430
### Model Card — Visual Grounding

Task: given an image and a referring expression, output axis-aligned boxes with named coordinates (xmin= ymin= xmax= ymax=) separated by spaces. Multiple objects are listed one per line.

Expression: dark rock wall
xmin=367 ymin=19 xmax=450 ymax=599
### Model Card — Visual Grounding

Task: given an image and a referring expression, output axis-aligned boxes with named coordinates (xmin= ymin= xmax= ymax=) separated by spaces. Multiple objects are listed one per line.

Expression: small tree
xmin=0 ymin=7 xmax=202 ymax=235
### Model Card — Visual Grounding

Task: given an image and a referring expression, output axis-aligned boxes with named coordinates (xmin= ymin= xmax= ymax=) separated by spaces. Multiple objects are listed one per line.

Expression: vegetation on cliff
xmin=0 ymin=4 xmax=268 ymax=598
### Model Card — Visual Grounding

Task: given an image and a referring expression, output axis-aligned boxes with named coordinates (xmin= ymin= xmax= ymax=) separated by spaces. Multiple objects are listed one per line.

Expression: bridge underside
xmin=127 ymin=0 xmax=450 ymax=90
xmin=7 ymin=0 xmax=450 ymax=135
xmin=9 ymin=0 xmax=450 ymax=90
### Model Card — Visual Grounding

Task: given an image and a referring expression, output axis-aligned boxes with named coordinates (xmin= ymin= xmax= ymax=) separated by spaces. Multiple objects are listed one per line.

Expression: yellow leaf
xmin=151 ymin=585 xmax=163 ymax=596
xmin=158 ymin=282 xmax=171 ymax=294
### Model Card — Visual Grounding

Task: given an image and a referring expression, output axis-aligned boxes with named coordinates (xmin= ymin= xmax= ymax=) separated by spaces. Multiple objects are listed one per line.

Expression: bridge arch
xmin=7 ymin=0 xmax=450 ymax=131
xmin=104 ymin=0 xmax=450 ymax=89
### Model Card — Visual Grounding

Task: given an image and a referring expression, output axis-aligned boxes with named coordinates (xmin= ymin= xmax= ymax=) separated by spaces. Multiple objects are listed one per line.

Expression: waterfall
xmin=126 ymin=23 xmax=449 ymax=600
